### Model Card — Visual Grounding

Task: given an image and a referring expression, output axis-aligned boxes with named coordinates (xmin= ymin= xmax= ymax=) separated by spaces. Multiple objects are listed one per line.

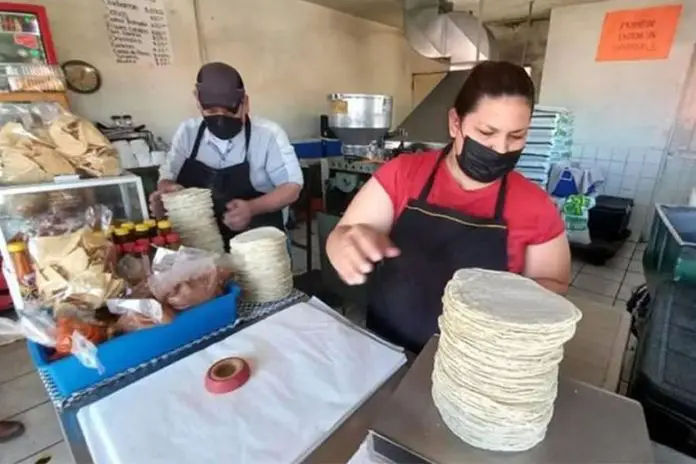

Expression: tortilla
xmin=49 ymin=115 xmax=88 ymax=157
xmin=79 ymin=120 xmax=110 ymax=147
xmin=32 ymin=151 xmax=76 ymax=176
xmin=31 ymin=230 xmax=83 ymax=268
xmin=1 ymin=147 xmax=48 ymax=184
xmin=62 ymin=247 xmax=90 ymax=277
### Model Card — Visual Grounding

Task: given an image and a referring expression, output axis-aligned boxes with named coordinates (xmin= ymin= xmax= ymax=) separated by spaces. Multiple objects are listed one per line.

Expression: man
xmin=150 ymin=62 xmax=303 ymax=246
xmin=0 ymin=420 xmax=24 ymax=443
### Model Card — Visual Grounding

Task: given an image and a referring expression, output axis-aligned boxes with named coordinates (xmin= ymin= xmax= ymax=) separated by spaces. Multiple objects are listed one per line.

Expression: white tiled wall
xmin=572 ymin=144 xmax=696 ymax=240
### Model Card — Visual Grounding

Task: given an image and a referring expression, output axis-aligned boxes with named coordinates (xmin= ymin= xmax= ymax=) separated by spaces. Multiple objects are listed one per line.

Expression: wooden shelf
xmin=0 ymin=91 xmax=69 ymax=109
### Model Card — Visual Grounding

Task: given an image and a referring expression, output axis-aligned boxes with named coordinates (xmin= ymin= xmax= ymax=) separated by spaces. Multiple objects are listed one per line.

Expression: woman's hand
xmin=326 ymin=224 xmax=400 ymax=286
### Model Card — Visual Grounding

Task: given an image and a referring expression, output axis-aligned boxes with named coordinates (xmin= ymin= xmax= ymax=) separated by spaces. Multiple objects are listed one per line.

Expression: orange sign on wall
xmin=596 ymin=4 xmax=683 ymax=62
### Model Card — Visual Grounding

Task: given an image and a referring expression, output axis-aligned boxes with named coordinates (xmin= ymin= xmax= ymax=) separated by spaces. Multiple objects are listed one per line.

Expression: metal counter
xmin=55 ymin=292 xmax=641 ymax=463
xmin=369 ymin=337 xmax=654 ymax=464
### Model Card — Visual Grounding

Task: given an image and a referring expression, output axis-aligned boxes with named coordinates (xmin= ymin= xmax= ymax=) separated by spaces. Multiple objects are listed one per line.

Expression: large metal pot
xmin=327 ymin=93 xmax=393 ymax=156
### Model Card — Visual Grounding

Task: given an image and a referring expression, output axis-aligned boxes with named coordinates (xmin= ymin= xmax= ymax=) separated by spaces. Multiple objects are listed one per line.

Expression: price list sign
xmin=104 ymin=0 xmax=174 ymax=66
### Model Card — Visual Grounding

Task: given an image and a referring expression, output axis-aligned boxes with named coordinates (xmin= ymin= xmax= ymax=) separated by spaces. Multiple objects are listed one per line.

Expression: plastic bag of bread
xmin=0 ymin=104 xmax=121 ymax=187
xmin=54 ymin=316 xmax=108 ymax=356
xmin=107 ymin=298 xmax=176 ymax=333
xmin=148 ymin=251 xmax=225 ymax=311
xmin=48 ymin=112 xmax=121 ymax=177
xmin=27 ymin=205 xmax=125 ymax=316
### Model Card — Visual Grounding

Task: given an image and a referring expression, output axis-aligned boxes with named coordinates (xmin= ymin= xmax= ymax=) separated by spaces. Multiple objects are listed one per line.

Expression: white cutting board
xmin=77 ymin=300 xmax=406 ymax=464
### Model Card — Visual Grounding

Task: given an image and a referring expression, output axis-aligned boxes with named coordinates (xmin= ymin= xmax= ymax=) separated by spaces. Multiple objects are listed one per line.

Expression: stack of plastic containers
xmin=631 ymin=204 xmax=696 ymax=456
xmin=516 ymin=106 xmax=573 ymax=189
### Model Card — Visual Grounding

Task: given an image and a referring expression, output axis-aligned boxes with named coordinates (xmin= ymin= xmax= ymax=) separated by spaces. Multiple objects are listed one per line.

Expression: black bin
xmin=589 ymin=195 xmax=634 ymax=242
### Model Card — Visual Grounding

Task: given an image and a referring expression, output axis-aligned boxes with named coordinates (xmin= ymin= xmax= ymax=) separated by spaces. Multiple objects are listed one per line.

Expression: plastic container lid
xmin=152 ymin=236 xmax=166 ymax=247
xmin=133 ymin=243 xmax=149 ymax=254
xmin=165 ymin=233 xmax=180 ymax=244
xmin=157 ymin=220 xmax=171 ymax=229
xmin=135 ymin=224 xmax=149 ymax=233
xmin=144 ymin=219 xmax=157 ymax=228
xmin=121 ymin=222 xmax=135 ymax=231
xmin=7 ymin=241 xmax=26 ymax=253
xmin=135 ymin=238 xmax=150 ymax=248
xmin=114 ymin=228 xmax=129 ymax=237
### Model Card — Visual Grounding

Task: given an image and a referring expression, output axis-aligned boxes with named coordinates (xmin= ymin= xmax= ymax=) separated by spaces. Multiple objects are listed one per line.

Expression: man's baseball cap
xmin=196 ymin=62 xmax=245 ymax=110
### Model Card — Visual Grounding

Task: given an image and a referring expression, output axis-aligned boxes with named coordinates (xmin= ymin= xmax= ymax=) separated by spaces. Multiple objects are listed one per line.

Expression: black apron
xmin=367 ymin=149 xmax=510 ymax=354
xmin=176 ymin=119 xmax=285 ymax=249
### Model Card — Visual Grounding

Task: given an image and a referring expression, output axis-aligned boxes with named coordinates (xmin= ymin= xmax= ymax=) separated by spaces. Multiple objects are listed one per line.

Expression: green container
xmin=643 ymin=205 xmax=696 ymax=287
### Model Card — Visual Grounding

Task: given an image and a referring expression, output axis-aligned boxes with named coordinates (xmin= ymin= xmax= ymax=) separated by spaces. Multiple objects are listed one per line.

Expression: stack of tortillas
xmin=228 ymin=227 xmax=292 ymax=303
xmin=432 ymin=269 xmax=582 ymax=452
xmin=161 ymin=188 xmax=224 ymax=253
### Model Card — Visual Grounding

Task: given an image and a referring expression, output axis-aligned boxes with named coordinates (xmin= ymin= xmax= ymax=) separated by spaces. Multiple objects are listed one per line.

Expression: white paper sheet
xmin=78 ymin=301 xmax=406 ymax=464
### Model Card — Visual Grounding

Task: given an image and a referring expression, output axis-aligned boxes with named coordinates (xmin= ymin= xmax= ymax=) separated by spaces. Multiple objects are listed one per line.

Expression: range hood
xmin=403 ymin=0 xmax=496 ymax=67
xmin=396 ymin=1 xmax=497 ymax=144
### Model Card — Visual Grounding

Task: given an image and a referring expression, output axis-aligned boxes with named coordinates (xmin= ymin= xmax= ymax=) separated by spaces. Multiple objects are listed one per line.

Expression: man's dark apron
xmin=176 ymin=119 xmax=285 ymax=248
xmin=368 ymin=148 xmax=510 ymax=354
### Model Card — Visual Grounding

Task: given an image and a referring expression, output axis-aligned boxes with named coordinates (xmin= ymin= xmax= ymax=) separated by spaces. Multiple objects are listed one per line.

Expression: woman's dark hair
xmin=453 ymin=61 xmax=535 ymax=117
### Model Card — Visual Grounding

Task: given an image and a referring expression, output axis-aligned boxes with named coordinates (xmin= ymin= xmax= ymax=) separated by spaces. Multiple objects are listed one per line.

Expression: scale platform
xmin=368 ymin=337 xmax=654 ymax=463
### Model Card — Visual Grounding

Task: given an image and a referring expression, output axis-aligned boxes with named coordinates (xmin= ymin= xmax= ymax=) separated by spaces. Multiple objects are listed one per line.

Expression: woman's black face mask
xmin=204 ymin=114 xmax=243 ymax=140
xmin=457 ymin=135 xmax=522 ymax=183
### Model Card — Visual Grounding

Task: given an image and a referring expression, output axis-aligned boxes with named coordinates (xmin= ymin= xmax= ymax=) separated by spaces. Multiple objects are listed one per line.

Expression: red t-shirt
xmin=373 ymin=151 xmax=565 ymax=274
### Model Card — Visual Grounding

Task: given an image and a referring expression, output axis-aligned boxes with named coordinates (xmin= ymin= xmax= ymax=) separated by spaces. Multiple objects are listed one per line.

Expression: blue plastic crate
xmin=292 ymin=139 xmax=323 ymax=159
xmin=28 ymin=285 xmax=240 ymax=399
xmin=322 ymin=138 xmax=342 ymax=157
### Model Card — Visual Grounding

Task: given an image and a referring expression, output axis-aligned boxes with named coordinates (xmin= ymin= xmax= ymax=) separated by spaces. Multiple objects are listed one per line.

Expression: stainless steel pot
xmin=327 ymin=93 xmax=393 ymax=157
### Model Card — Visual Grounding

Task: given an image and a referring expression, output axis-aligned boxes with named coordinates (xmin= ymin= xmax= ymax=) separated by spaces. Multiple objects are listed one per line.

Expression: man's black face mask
xmin=204 ymin=114 xmax=243 ymax=140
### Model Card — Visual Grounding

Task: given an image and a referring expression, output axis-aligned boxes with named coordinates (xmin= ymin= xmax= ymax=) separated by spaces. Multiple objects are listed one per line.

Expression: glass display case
xmin=0 ymin=174 xmax=148 ymax=309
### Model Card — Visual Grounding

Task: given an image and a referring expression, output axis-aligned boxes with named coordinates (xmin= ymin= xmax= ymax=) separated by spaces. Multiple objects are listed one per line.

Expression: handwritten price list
xmin=104 ymin=0 xmax=174 ymax=66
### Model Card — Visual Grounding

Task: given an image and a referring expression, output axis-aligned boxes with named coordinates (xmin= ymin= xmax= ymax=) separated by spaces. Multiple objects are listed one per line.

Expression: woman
xmin=326 ymin=61 xmax=570 ymax=354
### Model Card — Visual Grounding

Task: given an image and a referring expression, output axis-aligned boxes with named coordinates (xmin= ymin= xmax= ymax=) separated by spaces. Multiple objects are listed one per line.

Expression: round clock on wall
xmin=61 ymin=60 xmax=102 ymax=94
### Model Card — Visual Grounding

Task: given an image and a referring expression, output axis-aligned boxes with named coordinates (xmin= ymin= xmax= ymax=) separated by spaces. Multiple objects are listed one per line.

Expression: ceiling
xmin=302 ymin=0 xmax=607 ymax=27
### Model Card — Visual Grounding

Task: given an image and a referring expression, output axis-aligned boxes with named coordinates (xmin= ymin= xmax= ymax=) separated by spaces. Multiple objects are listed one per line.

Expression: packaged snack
xmin=27 ymin=205 xmax=126 ymax=317
xmin=0 ymin=103 xmax=122 ymax=188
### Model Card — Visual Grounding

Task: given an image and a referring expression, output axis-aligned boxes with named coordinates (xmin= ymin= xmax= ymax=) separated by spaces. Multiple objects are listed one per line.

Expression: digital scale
xmin=364 ymin=337 xmax=654 ymax=463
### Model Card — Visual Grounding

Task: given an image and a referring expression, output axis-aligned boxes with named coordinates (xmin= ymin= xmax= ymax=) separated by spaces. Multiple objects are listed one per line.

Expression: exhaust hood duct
xmin=403 ymin=0 xmax=497 ymax=67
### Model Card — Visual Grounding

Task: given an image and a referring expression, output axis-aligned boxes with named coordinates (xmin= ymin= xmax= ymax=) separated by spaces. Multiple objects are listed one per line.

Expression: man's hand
xmin=149 ymin=180 xmax=183 ymax=218
xmin=223 ymin=199 xmax=253 ymax=231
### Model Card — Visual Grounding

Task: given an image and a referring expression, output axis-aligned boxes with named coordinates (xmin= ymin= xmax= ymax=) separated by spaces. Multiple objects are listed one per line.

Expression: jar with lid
xmin=165 ymin=233 xmax=181 ymax=250
xmin=152 ymin=236 xmax=166 ymax=248
xmin=134 ymin=243 xmax=152 ymax=276
xmin=157 ymin=220 xmax=172 ymax=237
xmin=113 ymin=228 xmax=130 ymax=246
xmin=121 ymin=242 xmax=136 ymax=256
xmin=8 ymin=241 xmax=35 ymax=297
xmin=134 ymin=223 xmax=149 ymax=241
xmin=144 ymin=219 xmax=157 ymax=238
xmin=121 ymin=222 xmax=136 ymax=241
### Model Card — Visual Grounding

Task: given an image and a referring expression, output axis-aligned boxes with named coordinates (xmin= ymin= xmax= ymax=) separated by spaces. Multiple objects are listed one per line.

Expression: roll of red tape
xmin=204 ymin=357 xmax=251 ymax=394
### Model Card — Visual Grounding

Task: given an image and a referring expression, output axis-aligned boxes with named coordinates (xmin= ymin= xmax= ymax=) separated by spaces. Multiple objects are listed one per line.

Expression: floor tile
xmin=17 ymin=440 xmax=73 ymax=464
xmin=572 ymin=273 xmax=622 ymax=298
xmin=570 ymin=260 xmax=584 ymax=281
xmin=623 ymin=271 xmax=646 ymax=289
xmin=566 ymin=287 xmax=616 ymax=306
xmin=616 ymin=282 xmax=635 ymax=302
xmin=605 ymin=256 xmax=632 ymax=271
xmin=581 ymin=263 xmax=626 ymax=282
xmin=0 ymin=371 xmax=47 ymax=420
xmin=621 ymin=344 xmax=635 ymax=383
xmin=0 ymin=403 xmax=63 ymax=464
xmin=628 ymin=260 xmax=644 ymax=274
xmin=0 ymin=341 xmax=33 ymax=384
xmin=616 ymin=242 xmax=637 ymax=259
xmin=652 ymin=442 xmax=696 ymax=464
